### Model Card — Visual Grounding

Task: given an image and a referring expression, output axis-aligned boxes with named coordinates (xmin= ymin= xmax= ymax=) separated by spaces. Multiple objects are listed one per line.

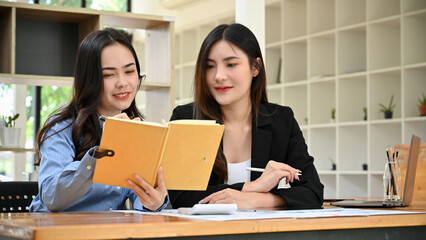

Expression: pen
xmin=386 ymin=149 xmax=397 ymax=198
xmin=246 ymin=167 xmax=302 ymax=176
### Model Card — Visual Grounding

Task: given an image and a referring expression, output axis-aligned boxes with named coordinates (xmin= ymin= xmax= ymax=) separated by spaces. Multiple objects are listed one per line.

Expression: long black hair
xmin=193 ymin=23 xmax=268 ymax=182
xmin=35 ymin=28 xmax=143 ymax=164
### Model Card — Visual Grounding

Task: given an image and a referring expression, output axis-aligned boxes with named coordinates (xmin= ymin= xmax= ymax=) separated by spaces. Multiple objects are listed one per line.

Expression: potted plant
xmin=379 ymin=95 xmax=396 ymax=119
xmin=330 ymin=108 xmax=336 ymax=123
xmin=418 ymin=93 xmax=426 ymax=116
xmin=0 ymin=113 xmax=21 ymax=147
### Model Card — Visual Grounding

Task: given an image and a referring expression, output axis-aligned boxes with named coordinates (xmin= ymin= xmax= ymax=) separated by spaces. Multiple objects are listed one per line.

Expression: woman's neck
xmin=221 ymin=99 xmax=252 ymax=126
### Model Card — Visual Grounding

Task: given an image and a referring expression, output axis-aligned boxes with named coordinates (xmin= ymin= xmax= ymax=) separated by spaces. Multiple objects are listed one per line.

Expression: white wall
xmin=132 ymin=0 xmax=236 ymax=30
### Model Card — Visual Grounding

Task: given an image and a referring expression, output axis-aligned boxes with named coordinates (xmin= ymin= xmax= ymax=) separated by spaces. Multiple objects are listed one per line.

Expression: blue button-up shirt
xmin=29 ymin=118 xmax=168 ymax=212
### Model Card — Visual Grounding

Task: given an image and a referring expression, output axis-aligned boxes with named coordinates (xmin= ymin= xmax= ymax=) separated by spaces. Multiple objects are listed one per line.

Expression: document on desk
xmin=119 ymin=208 xmax=424 ymax=221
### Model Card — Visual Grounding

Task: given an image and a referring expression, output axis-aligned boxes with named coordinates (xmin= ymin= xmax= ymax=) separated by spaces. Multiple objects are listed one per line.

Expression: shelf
xmin=266 ymin=2 xmax=282 ymax=44
xmin=338 ymin=26 xmax=366 ymax=75
xmin=369 ymin=70 xmax=401 ymax=120
xmin=309 ymin=33 xmax=335 ymax=79
xmin=0 ymin=147 xmax=36 ymax=152
xmin=310 ymin=81 xmax=335 ymax=124
xmin=402 ymin=0 xmax=426 ymax=14
xmin=0 ymin=1 xmax=175 ymax=124
xmin=338 ymin=125 xmax=367 ymax=171
xmin=0 ymin=74 xmax=73 ymax=87
xmin=338 ymin=75 xmax=367 ymax=122
xmin=403 ymin=11 xmax=426 ymax=65
xmin=283 ymin=40 xmax=307 ymax=82
xmin=283 ymin=0 xmax=307 ymax=40
xmin=369 ymin=18 xmax=401 ymax=70
xmin=174 ymin=0 xmax=426 ymax=199
xmin=336 ymin=0 xmax=366 ymax=28
xmin=309 ymin=0 xmax=335 ymax=34
xmin=368 ymin=0 xmax=400 ymax=21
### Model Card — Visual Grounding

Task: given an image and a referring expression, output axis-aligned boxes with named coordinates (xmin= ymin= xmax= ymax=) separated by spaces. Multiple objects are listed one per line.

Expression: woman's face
xmin=205 ymin=40 xmax=257 ymax=108
xmin=97 ymin=42 xmax=139 ymax=116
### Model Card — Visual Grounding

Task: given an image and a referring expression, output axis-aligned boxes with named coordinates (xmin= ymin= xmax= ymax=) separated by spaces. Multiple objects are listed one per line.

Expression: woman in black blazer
xmin=170 ymin=23 xmax=323 ymax=209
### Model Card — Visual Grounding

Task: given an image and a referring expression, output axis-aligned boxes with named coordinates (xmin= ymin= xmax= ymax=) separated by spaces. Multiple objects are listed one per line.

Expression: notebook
xmin=93 ymin=117 xmax=224 ymax=190
xmin=331 ymin=134 xmax=421 ymax=207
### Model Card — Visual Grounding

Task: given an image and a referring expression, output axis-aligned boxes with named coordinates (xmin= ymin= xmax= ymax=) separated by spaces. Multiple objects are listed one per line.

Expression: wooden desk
xmin=1 ymin=201 xmax=426 ymax=240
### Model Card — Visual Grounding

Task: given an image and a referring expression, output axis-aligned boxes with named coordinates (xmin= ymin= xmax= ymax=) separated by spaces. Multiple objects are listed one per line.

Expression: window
xmin=0 ymin=0 xmax=130 ymax=180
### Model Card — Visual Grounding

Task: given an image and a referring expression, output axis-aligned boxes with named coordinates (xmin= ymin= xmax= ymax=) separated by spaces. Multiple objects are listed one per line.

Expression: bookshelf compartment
xmin=310 ymin=81 xmax=335 ymax=124
xmin=181 ymin=29 xmax=197 ymax=63
xmin=309 ymin=0 xmax=335 ymax=34
xmin=15 ymin=18 xmax=79 ymax=76
xmin=402 ymin=0 xmax=426 ymax=13
xmin=309 ymin=33 xmax=335 ymax=80
xmin=283 ymin=40 xmax=307 ymax=82
xmin=370 ymin=174 xmax=384 ymax=198
xmin=336 ymin=0 xmax=366 ymax=28
xmin=338 ymin=76 xmax=367 ymax=122
xmin=339 ymin=125 xmax=367 ymax=171
xmin=267 ymin=88 xmax=282 ymax=105
xmin=403 ymin=12 xmax=426 ymax=65
xmin=283 ymin=85 xmax=307 ymax=126
xmin=181 ymin=66 xmax=194 ymax=101
xmin=283 ymin=85 xmax=308 ymax=125
xmin=171 ymin=0 xmax=426 ymax=200
xmin=310 ymin=127 xmax=336 ymax=171
xmin=0 ymin=6 xmax=11 ymax=74
xmin=265 ymin=45 xmax=282 ymax=85
xmin=339 ymin=174 xmax=368 ymax=198
xmin=174 ymin=68 xmax=181 ymax=100
xmin=367 ymin=0 xmax=400 ymax=21
xmin=369 ymin=70 xmax=401 ymax=121
xmin=403 ymin=66 xmax=426 ymax=118
xmin=266 ymin=2 xmax=282 ymax=44
xmin=369 ymin=19 xmax=401 ymax=70
xmin=199 ymin=23 xmax=216 ymax=45
xmin=338 ymin=27 xmax=366 ymax=75
xmin=319 ymin=174 xmax=337 ymax=199
xmin=404 ymin=120 xmax=426 ymax=142
xmin=283 ymin=0 xmax=307 ymax=40
xmin=370 ymin=122 xmax=402 ymax=171
xmin=175 ymin=34 xmax=181 ymax=65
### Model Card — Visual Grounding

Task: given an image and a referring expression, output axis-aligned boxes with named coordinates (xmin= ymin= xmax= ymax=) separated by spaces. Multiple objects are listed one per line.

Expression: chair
xmin=0 ymin=181 xmax=38 ymax=212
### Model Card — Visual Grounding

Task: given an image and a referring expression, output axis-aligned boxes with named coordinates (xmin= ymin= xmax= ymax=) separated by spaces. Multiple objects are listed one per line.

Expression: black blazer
xmin=169 ymin=102 xmax=324 ymax=209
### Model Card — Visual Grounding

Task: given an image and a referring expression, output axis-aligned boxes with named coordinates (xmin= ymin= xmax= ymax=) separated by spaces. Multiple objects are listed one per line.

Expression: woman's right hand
xmin=242 ymin=160 xmax=301 ymax=193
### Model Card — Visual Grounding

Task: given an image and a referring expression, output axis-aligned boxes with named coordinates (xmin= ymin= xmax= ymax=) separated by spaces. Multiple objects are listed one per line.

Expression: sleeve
xmin=269 ymin=108 xmax=324 ymax=209
xmin=168 ymin=105 xmax=243 ymax=208
xmin=38 ymin=123 xmax=98 ymax=212
xmin=130 ymin=193 xmax=170 ymax=212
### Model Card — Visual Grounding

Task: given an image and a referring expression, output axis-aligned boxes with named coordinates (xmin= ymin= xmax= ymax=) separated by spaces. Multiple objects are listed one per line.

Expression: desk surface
xmin=1 ymin=201 xmax=426 ymax=240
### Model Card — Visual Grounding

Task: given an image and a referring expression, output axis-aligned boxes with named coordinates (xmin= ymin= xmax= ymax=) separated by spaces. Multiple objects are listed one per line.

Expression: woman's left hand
xmin=127 ymin=167 xmax=168 ymax=211
xmin=199 ymin=189 xmax=260 ymax=209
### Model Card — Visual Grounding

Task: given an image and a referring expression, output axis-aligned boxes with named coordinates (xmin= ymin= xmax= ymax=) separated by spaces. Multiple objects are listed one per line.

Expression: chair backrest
xmin=0 ymin=181 xmax=38 ymax=212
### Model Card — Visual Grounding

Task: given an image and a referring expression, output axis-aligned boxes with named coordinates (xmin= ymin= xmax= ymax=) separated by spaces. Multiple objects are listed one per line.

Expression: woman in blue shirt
xmin=30 ymin=28 xmax=168 ymax=212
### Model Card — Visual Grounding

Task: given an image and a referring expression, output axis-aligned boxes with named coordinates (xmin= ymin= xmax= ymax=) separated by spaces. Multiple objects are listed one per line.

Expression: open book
xmin=92 ymin=117 xmax=224 ymax=190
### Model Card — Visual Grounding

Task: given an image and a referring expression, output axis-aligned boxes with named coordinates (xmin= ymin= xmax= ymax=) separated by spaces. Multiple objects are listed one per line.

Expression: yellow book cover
xmin=92 ymin=117 xmax=224 ymax=190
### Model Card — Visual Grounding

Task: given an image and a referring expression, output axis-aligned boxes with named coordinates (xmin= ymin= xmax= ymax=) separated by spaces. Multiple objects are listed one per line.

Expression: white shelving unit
xmin=0 ymin=2 xmax=174 ymax=180
xmin=174 ymin=0 xmax=425 ymax=200
xmin=264 ymin=0 xmax=426 ymax=199
xmin=0 ymin=2 xmax=175 ymax=123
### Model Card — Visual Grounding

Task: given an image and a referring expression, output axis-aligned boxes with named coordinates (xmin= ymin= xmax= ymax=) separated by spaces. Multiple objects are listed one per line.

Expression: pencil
xmin=246 ymin=167 xmax=302 ymax=175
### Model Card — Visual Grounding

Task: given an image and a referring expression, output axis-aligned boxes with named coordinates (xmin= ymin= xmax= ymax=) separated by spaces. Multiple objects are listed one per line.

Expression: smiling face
xmin=205 ymin=40 xmax=258 ymax=109
xmin=97 ymin=42 xmax=139 ymax=116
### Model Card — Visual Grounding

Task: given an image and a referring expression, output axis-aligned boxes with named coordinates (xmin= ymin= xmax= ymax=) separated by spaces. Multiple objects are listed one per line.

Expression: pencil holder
xmin=382 ymin=159 xmax=401 ymax=201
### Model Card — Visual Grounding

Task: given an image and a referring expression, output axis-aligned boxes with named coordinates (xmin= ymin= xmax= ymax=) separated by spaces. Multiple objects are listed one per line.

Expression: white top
xmin=226 ymin=159 xmax=251 ymax=185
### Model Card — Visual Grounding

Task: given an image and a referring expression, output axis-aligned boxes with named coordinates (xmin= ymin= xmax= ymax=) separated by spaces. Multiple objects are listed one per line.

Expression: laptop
xmin=331 ymin=134 xmax=421 ymax=207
